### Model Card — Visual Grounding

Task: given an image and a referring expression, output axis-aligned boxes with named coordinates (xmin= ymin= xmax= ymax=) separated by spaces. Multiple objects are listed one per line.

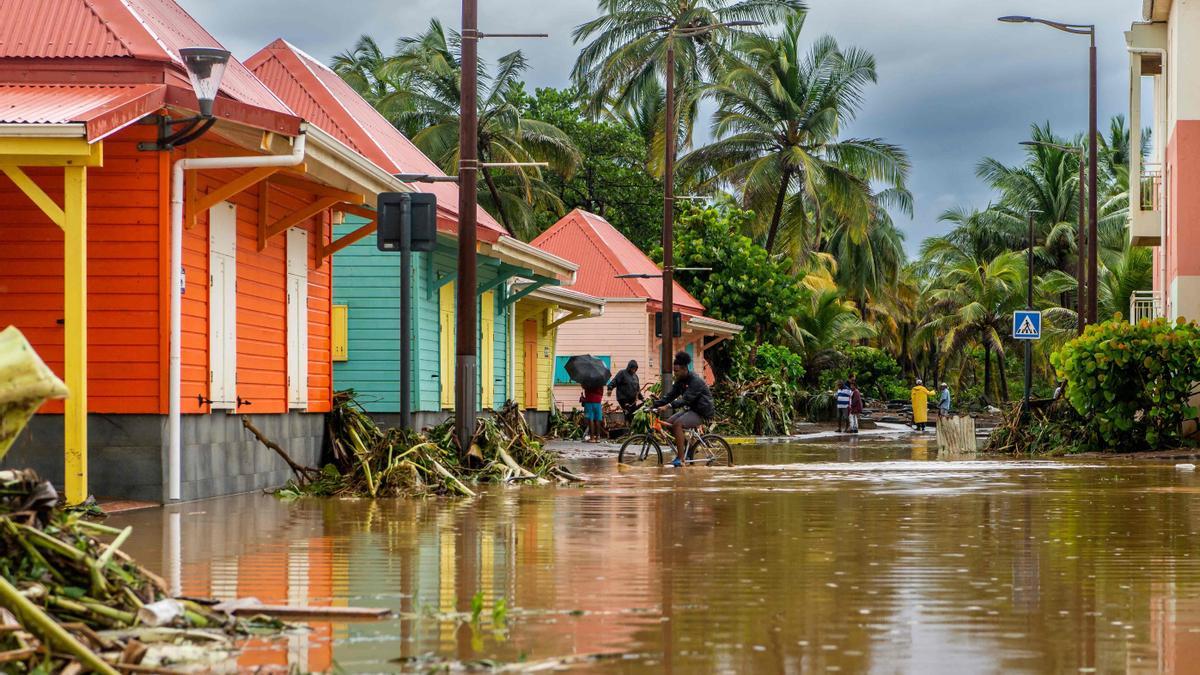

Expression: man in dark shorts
xmin=607 ymin=360 xmax=644 ymax=423
xmin=653 ymin=351 xmax=715 ymax=467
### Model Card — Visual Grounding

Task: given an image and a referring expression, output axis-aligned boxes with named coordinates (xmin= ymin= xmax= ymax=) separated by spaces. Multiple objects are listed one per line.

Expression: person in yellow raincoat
xmin=910 ymin=379 xmax=937 ymax=431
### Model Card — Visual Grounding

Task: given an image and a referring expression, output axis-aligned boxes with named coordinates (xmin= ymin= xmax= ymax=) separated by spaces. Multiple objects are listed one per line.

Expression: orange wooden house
xmin=0 ymin=0 xmax=401 ymax=502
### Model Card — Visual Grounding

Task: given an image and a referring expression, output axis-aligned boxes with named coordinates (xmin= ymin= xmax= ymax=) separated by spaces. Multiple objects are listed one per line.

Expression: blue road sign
xmin=1013 ymin=310 xmax=1042 ymax=340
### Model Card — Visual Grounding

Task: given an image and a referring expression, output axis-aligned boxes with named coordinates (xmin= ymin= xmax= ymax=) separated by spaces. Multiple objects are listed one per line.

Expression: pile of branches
xmin=547 ymin=406 xmax=585 ymax=440
xmin=713 ymin=378 xmax=796 ymax=436
xmin=0 ymin=470 xmax=277 ymax=673
xmin=984 ymin=399 xmax=1089 ymax=455
xmin=277 ymin=391 xmax=584 ymax=499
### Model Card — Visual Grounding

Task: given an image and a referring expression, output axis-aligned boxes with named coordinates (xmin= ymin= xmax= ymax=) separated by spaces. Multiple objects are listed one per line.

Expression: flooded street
xmin=110 ymin=438 xmax=1200 ymax=673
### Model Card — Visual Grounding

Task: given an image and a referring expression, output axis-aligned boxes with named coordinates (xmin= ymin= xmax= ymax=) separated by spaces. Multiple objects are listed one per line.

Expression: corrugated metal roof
xmin=531 ymin=209 xmax=705 ymax=313
xmin=120 ymin=0 xmax=291 ymax=114
xmin=0 ymin=0 xmax=131 ymax=58
xmin=0 ymin=83 xmax=166 ymax=140
xmin=246 ymin=38 xmax=508 ymax=238
xmin=0 ymin=0 xmax=293 ymax=118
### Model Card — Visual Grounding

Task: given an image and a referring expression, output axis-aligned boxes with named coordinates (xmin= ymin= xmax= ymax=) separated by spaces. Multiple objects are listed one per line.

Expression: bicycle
xmin=617 ymin=405 xmax=734 ymax=467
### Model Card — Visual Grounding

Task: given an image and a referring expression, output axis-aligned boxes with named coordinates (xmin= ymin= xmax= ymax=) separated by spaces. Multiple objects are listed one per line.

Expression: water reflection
xmin=109 ymin=445 xmax=1200 ymax=673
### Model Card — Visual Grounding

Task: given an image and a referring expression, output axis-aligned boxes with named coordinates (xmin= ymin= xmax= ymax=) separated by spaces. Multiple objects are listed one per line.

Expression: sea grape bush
xmin=1052 ymin=317 xmax=1200 ymax=451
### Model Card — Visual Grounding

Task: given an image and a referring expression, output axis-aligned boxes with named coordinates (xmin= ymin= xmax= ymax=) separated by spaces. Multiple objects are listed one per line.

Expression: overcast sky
xmin=181 ymin=0 xmax=1143 ymax=254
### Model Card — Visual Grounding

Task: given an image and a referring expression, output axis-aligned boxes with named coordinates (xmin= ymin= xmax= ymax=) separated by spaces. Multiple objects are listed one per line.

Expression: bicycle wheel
xmin=618 ymin=434 xmax=663 ymax=466
xmin=695 ymin=434 xmax=734 ymax=466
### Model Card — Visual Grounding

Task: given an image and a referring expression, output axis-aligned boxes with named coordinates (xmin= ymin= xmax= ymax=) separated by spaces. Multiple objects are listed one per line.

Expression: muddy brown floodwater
xmin=109 ymin=436 xmax=1200 ymax=673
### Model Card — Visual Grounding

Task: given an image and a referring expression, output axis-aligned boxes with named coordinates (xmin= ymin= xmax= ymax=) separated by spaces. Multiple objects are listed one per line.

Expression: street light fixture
xmin=139 ymin=47 xmax=231 ymax=151
xmin=1020 ymin=140 xmax=1087 ymax=335
xmin=654 ymin=18 xmax=761 ymax=391
xmin=999 ymin=15 xmax=1098 ymax=328
xmin=179 ymin=47 xmax=232 ymax=118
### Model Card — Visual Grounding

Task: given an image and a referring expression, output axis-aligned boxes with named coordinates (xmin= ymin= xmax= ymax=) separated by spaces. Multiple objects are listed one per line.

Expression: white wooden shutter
xmin=208 ymin=202 xmax=237 ymax=408
xmin=286 ymin=228 xmax=309 ymax=408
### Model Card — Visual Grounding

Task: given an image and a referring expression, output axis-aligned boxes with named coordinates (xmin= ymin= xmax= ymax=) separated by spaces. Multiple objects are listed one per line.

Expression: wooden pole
xmin=63 ymin=165 xmax=88 ymax=505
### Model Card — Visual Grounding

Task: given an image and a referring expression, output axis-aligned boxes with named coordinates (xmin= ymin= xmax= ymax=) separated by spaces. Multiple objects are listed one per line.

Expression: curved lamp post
xmin=1000 ymin=15 xmax=1098 ymax=328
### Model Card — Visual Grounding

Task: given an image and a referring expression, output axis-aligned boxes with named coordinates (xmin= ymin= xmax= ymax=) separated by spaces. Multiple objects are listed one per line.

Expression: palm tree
xmin=786 ymin=287 xmax=876 ymax=376
xmin=331 ymin=35 xmax=416 ymax=127
xmin=923 ymin=251 xmax=1027 ymax=404
xmin=572 ymin=0 xmax=803 ymax=155
xmin=828 ymin=191 xmax=909 ymax=311
xmin=334 ymin=21 xmax=581 ymax=239
xmin=681 ymin=12 xmax=910 ymax=254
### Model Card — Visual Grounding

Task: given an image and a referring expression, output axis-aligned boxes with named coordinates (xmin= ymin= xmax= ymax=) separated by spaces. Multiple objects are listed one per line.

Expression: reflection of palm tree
xmin=682 ymin=12 xmax=909 ymax=255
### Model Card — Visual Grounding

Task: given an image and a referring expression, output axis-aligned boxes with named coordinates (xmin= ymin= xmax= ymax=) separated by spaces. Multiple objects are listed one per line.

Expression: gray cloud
xmin=182 ymin=0 xmax=1142 ymax=254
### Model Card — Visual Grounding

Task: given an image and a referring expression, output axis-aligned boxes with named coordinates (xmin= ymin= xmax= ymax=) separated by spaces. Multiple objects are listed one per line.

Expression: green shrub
xmin=816 ymin=346 xmax=902 ymax=401
xmin=1052 ymin=317 xmax=1200 ymax=451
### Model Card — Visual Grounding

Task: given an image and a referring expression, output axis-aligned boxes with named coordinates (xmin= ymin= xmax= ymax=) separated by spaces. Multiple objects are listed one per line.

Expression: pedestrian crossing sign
xmin=1013 ymin=310 xmax=1042 ymax=340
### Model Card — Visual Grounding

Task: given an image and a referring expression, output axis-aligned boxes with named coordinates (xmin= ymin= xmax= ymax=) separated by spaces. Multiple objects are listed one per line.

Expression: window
xmin=208 ymin=202 xmax=237 ymax=409
xmin=331 ymin=305 xmax=348 ymax=362
xmin=286 ymin=228 xmax=309 ymax=408
xmin=553 ymin=355 xmax=611 ymax=385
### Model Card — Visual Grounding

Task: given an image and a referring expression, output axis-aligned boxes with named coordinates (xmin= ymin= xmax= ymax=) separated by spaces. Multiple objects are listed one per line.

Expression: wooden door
xmin=523 ymin=319 xmax=538 ymax=408
xmin=439 ymin=282 xmax=455 ymax=409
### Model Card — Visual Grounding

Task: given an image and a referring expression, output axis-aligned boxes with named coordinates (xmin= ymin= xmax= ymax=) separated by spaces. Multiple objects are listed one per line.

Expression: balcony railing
xmin=1140 ymin=163 xmax=1163 ymax=212
xmin=1130 ymin=290 xmax=1164 ymax=324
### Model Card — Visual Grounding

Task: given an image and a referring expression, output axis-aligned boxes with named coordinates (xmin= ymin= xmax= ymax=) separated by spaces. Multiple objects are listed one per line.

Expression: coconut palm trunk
xmin=765 ymin=167 xmax=792 ymax=253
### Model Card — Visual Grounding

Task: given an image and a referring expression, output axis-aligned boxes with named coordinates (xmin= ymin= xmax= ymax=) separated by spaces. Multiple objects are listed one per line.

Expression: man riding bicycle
xmin=652 ymin=351 xmax=715 ymax=467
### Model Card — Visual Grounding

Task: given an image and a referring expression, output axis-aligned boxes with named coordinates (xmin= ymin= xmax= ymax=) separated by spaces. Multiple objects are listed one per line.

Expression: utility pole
xmin=456 ymin=0 xmax=479 ymax=451
xmin=1087 ymin=33 xmax=1099 ymax=326
xmin=1024 ymin=210 xmax=1038 ymax=412
xmin=661 ymin=39 xmax=676 ymax=391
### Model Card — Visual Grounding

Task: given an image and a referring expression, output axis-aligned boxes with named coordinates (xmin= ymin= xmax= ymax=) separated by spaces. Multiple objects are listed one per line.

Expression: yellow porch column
xmin=63 ymin=165 xmax=88 ymax=505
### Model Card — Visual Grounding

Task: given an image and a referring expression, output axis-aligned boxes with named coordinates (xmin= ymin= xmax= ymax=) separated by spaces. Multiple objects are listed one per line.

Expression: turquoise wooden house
xmin=250 ymin=40 xmax=578 ymax=422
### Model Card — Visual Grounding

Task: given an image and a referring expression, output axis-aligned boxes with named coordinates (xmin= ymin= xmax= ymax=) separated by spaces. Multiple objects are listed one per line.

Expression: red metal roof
xmin=0 ymin=83 xmax=166 ymax=141
xmin=531 ymin=209 xmax=704 ymax=314
xmin=0 ymin=0 xmax=130 ymax=58
xmin=246 ymin=39 xmax=508 ymax=241
xmin=0 ymin=0 xmax=297 ymax=130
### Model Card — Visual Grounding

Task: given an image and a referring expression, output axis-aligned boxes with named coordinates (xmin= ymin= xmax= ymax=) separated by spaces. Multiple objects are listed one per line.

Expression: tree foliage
xmin=519 ymin=87 xmax=664 ymax=249
xmin=662 ymin=204 xmax=806 ymax=341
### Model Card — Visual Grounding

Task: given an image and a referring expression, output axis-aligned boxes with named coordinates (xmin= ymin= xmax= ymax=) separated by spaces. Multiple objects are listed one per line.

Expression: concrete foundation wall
xmin=2 ymin=412 xmax=323 ymax=503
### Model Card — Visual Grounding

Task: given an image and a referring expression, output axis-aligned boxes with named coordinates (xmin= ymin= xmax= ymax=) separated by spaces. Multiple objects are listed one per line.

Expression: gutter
xmin=484 ymin=236 xmax=578 ymax=284
xmin=166 ymin=126 xmax=308 ymax=501
xmin=0 ymin=124 xmax=86 ymax=138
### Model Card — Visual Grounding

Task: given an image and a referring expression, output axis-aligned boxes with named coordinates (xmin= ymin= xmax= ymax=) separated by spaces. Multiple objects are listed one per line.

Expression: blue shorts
xmin=583 ymin=402 xmax=603 ymax=422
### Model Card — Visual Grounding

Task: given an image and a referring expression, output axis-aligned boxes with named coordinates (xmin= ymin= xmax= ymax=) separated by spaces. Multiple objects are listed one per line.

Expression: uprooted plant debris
xmin=271 ymin=391 xmax=586 ymax=499
xmin=0 ymin=470 xmax=294 ymax=673
xmin=984 ymin=399 xmax=1090 ymax=455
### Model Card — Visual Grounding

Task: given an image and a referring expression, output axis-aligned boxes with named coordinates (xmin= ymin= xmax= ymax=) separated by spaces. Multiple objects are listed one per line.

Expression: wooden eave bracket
xmin=319 ymin=203 xmax=379 ymax=261
xmin=259 ymin=195 xmax=344 ymax=250
xmin=546 ymin=309 xmax=587 ymax=330
xmin=499 ymin=278 xmax=552 ymax=309
xmin=0 ymin=165 xmax=65 ymax=229
xmin=185 ymin=165 xmax=294 ymax=229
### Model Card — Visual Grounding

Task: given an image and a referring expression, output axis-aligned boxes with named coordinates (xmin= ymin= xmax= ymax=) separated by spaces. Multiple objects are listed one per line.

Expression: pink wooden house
xmin=530 ymin=209 xmax=741 ymax=409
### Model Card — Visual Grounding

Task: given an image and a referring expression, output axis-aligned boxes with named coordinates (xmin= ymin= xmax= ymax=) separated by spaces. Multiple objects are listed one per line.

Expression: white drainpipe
xmin=167 ymin=127 xmax=308 ymax=501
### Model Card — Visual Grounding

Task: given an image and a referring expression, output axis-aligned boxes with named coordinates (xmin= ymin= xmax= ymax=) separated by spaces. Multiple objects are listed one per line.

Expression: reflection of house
xmin=0 ymin=0 xmax=395 ymax=502
xmin=1145 ymin=586 xmax=1200 ymax=674
xmin=1127 ymin=1 xmax=1195 ymax=320
xmin=247 ymin=40 xmax=595 ymax=426
xmin=530 ymin=209 xmax=741 ymax=409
